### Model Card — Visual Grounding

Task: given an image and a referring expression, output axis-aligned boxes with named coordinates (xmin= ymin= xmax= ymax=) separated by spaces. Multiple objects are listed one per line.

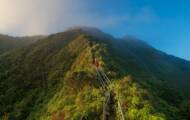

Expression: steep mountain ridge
xmin=121 ymin=38 xmax=190 ymax=96
xmin=0 ymin=28 xmax=190 ymax=120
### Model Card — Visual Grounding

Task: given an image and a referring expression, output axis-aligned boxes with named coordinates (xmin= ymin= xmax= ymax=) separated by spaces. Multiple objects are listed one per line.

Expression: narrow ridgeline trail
xmin=95 ymin=66 xmax=125 ymax=120
xmin=90 ymin=40 xmax=125 ymax=120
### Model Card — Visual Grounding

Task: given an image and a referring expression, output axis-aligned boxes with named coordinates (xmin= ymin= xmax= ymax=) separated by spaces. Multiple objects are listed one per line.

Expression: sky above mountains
xmin=0 ymin=0 xmax=190 ymax=60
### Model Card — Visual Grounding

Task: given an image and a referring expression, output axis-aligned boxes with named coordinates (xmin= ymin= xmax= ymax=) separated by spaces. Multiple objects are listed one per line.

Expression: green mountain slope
xmin=0 ymin=34 xmax=45 ymax=54
xmin=0 ymin=28 xmax=190 ymax=120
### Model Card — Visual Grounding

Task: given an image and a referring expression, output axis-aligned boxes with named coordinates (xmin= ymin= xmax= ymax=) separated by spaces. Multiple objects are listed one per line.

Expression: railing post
xmin=118 ymin=97 xmax=125 ymax=120
xmin=103 ymin=97 xmax=106 ymax=120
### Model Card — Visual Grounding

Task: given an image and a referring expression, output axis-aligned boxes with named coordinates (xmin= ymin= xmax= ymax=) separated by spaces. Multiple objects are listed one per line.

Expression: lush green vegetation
xmin=0 ymin=28 xmax=190 ymax=120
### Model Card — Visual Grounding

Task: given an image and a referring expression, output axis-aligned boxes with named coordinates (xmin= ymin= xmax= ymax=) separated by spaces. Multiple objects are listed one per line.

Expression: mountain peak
xmin=65 ymin=26 xmax=114 ymax=39
xmin=66 ymin=26 xmax=102 ymax=32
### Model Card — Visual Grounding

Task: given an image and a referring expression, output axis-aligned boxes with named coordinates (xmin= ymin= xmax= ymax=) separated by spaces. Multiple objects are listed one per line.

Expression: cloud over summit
xmin=0 ymin=0 xmax=90 ymax=35
xmin=0 ymin=0 xmax=156 ymax=36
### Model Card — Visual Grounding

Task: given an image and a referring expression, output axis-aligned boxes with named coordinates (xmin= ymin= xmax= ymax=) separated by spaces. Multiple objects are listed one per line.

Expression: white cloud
xmin=0 ymin=0 xmax=93 ymax=35
xmin=0 ymin=0 xmax=157 ymax=36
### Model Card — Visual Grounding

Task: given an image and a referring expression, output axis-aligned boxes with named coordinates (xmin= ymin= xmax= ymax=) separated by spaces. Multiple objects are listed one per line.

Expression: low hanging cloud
xmin=0 ymin=0 xmax=93 ymax=35
xmin=0 ymin=0 xmax=157 ymax=36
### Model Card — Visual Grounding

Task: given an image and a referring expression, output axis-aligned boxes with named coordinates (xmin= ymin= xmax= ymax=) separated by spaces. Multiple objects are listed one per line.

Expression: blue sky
xmin=88 ymin=0 xmax=190 ymax=60
xmin=0 ymin=0 xmax=189 ymax=60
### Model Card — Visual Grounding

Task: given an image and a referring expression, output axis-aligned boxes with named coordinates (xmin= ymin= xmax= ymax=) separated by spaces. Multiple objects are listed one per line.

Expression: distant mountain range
xmin=0 ymin=34 xmax=45 ymax=54
xmin=0 ymin=27 xmax=190 ymax=120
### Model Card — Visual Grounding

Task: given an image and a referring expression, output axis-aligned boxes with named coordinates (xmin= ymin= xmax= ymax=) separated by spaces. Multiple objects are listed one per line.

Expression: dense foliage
xmin=0 ymin=28 xmax=190 ymax=120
